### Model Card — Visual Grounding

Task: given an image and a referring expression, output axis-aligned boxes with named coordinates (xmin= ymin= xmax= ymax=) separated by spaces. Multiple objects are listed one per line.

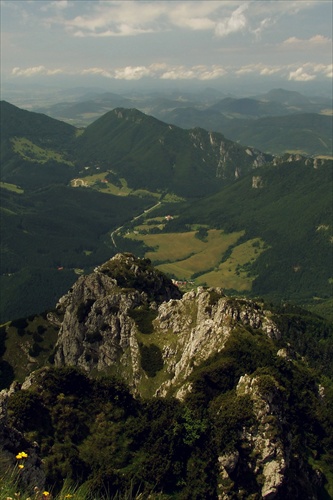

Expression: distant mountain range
xmin=29 ymin=87 xmax=333 ymax=156
xmin=0 ymin=100 xmax=332 ymax=323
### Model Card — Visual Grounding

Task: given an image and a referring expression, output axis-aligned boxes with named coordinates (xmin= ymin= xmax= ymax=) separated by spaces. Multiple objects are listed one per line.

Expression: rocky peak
xmin=53 ymin=255 xmax=280 ymax=397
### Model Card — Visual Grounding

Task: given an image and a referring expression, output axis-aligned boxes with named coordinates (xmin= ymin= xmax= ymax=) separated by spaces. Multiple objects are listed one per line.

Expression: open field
xmin=71 ymin=172 xmax=163 ymax=199
xmin=0 ymin=182 xmax=24 ymax=193
xmin=71 ymin=172 xmax=132 ymax=195
xmin=128 ymin=229 xmax=243 ymax=264
xmin=126 ymin=229 xmax=268 ymax=290
xmin=198 ymin=238 xmax=267 ymax=290
xmin=11 ymin=137 xmax=74 ymax=165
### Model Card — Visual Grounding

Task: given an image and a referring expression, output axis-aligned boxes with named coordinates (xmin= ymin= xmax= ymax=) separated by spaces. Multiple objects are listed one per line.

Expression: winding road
xmin=111 ymin=201 xmax=161 ymax=248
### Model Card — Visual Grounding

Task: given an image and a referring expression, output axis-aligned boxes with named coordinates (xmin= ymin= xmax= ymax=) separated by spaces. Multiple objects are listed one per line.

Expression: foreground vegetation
xmin=1 ymin=298 xmax=333 ymax=498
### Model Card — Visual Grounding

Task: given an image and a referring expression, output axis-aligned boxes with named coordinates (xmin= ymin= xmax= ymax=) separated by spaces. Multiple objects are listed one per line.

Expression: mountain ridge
xmin=0 ymin=100 xmax=332 ymax=324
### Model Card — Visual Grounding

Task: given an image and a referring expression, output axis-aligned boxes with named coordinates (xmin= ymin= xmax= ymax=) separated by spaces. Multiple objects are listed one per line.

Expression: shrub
xmin=139 ymin=343 xmax=163 ymax=377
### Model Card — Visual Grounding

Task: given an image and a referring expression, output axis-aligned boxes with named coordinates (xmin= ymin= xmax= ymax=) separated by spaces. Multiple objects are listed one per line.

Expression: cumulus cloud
xmin=65 ymin=1 xmax=167 ymax=37
xmin=215 ymin=4 xmax=248 ymax=37
xmin=282 ymin=34 xmax=332 ymax=47
xmin=41 ymin=0 xmax=71 ymax=11
xmin=81 ymin=67 xmax=113 ymax=78
xmin=114 ymin=66 xmax=152 ymax=80
xmin=235 ymin=63 xmax=282 ymax=76
xmin=44 ymin=1 xmax=273 ymax=40
xmin=303 ymin=62 xmax=333 ymax=78
xmin=81 ymin=63 xmax=227 ymax=81
xmin=160 ymin=64 xmax=227 ymax=80
xmin=73 ymin=25 xmax=156 ymax=38
xmin=11 ymin=65 xmax=63 ymax=77
xmin=167 ymin=2 xmax=218 ymax=31
xmin=288 ymin=67 xmax=316 ymax=81
xmin=9 ymin=61 xmax=332 ymax=83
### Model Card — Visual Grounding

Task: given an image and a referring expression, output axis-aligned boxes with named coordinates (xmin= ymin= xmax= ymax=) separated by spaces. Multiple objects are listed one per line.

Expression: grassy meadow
xmin=11 ymin=137 xmax=74 ymax=166
xmin=126 ymin=228 xmax=267 ymax=290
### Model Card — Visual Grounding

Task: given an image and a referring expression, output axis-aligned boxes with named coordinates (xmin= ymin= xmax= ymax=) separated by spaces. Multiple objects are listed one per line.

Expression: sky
xmin=1 ymin=0 xmax=332 ymax=94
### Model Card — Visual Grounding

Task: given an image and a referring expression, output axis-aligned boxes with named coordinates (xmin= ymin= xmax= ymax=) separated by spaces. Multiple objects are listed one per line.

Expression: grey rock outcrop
xmin=54 ymin=254 xmax=280 ymax=398
xmin=236 ymin=374 xmax=287 ymax=499
xmin=54 ymin=253 xmax=182 ymax=391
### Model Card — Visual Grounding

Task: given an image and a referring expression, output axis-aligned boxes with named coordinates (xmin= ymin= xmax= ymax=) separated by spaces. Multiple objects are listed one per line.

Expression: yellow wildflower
xmin=16 ymin=451 xmax=28 ymax=459
xmin=42 ymin=493 xmax=50 ymax=498
xmin=18 ymin=464 xmax=24 ymax=469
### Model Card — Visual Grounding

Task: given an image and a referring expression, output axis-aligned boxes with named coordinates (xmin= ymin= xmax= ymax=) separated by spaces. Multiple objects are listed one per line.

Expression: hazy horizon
xmin=1 ymin=0 xmax=332 ymax=102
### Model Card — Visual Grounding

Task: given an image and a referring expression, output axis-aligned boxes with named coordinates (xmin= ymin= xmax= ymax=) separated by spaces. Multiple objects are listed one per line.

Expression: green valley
xmin=0 ymin=100 xmax=332 ymax=322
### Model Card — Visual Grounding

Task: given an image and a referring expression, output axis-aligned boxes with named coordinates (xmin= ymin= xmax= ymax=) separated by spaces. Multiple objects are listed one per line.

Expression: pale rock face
xmin=236 ymin=374 xmax=287 ymax=499
xmin=54 ymin=254 xmax=182 ymax=392
xmin=252 ymin=175 xmax=264 ymax=188
xmin=53 ymin=256 xmax=281 ymax=400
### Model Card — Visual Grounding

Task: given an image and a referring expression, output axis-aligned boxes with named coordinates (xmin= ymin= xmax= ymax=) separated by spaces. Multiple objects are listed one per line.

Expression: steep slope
xmin=1 ymin=254 xmax=332 ymax=499
xmin=0 ymin=100 xmax=76 ymax=144
xmin=74 ymin=107 xmax=272 ymax=197
xmin=165 ymin=156 xmax=333 ymax=303
xmin=228 ymin=113 xmax=332 ymax=156
xmin=164 ymin=109 xmax=333 ymax=156
xmin=0 ymin=100 xmax=78 ymax=187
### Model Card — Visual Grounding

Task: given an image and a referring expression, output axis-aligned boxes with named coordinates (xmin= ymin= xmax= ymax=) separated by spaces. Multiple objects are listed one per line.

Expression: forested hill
xmin=0 ymin=100 xmax=76 ymax=144
xmin=72 ymin=107 xmax=273 ymax=196
xmin=167 ymin=156 xmax=333 ymax=303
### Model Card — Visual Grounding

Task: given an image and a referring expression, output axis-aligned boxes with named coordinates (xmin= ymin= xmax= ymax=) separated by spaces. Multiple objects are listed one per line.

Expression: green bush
xmin=139 ymin=343 xmax=163 ymax=377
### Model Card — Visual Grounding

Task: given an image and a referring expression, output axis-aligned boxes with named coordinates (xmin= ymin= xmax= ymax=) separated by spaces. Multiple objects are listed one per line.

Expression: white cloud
xmin=288 ymin=67 xmax=316 ymax=81
xmin=235 ymin=63 xmax=283 ymax=76
xmin=80 ymin=63 xmax=227 ymax=81
xmin=215 ymin=4 xmax=248 ymax=37
xmin=303 ymin=62 xmax=333 ymax=78
xmin=9 ymin=60 xmax=332 ymax=83
xmin=51 ymin=0 xmax=70 ymax=9
xmin=65 ymin=1 xmax=167 ymax=37
xmin=167 ymin=2 xmax=219 ymax=31
xmin=252 ymin=17 xmax=274 ymax=39
xmin=282 ymin=34 xmax=332 ymax=47
xmin=41 ymin=1 xmax=71 ymax=11
xmin=196 ymin=65 xmax=227 ymax=80
xmin=260 ymin=67 xmax=281 ymax=76
xmin=160 ymin=64 xmax=227 ymax=80
xmin=81 ymin=67 xmax=113 ymax=78
xmin=11 ymin=65 xmax=63 ymax=77
xmin=43 ymin=0 xmax=290 ymax=40
xmin=114 ymin=66 xmax=152 ymax=80
xmin=73 ymin=25 xmax=156 ymax=38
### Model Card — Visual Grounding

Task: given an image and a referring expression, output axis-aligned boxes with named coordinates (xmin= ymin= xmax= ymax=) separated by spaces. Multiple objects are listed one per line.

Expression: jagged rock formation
xmin=53 ymin=253 xmax=182 ymax=391
xmin=53 ymin=253 xmax=280 ymax=398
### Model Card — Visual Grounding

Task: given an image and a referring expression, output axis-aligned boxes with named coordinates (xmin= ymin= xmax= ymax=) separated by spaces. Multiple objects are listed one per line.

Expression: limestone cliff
xmin=53 ymin=253 xmax=280 ymax=398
